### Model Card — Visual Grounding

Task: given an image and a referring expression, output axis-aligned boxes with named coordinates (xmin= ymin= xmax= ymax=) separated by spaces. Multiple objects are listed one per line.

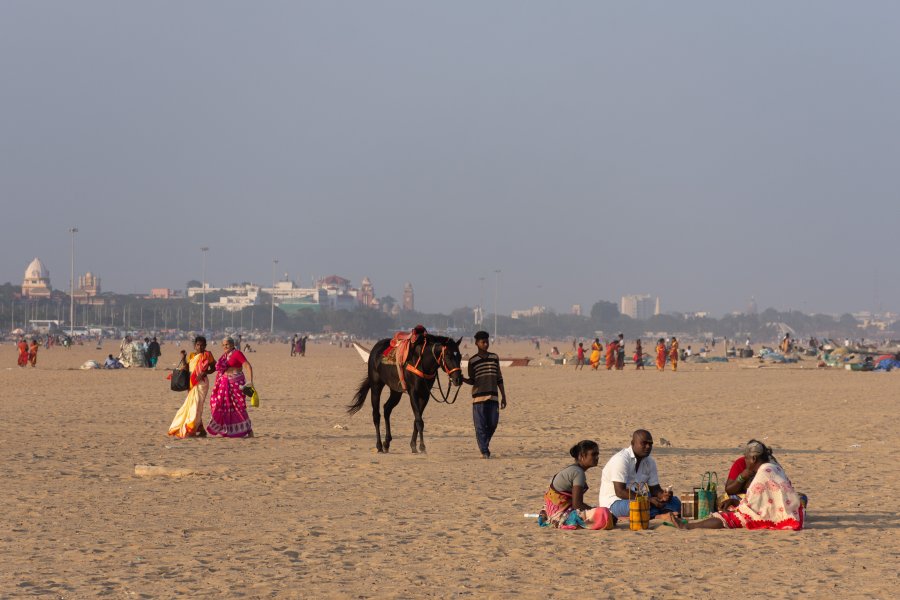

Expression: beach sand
xmin=2 ymin=339 xmax=899 ymax=598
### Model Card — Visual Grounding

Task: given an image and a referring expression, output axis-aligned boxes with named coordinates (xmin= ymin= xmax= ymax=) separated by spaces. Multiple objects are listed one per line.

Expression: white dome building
xmin=22 ymin=257 xmax=52 ymax=298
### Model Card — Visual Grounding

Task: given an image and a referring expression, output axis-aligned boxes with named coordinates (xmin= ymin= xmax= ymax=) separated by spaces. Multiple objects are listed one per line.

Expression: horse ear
xmin=456 ymin=337 xmax=462 ymax=346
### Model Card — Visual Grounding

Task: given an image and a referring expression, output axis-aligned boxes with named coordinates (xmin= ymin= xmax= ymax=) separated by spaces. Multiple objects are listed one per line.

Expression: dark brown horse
xmin=347 ymin=335 xmax=463 ymax=453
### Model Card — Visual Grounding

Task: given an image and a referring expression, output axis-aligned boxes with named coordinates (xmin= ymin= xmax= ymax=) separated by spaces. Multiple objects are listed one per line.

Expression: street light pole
xmin=201 ymin=246 xmax=209 ymax=331
xmin=478 ymin=276 xmax=485 ymax=327
xmin=270 ymin=258 xmax=279 ymax=334
xmin=493 ymin=269 xmax=501 ymax=342
xmin=69 ymin=227 xmax=78 ymax=334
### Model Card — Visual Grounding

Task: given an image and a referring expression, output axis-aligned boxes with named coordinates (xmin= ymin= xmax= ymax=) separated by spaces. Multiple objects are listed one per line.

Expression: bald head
xmin=631 ymin=429 xmax=653 ymax=458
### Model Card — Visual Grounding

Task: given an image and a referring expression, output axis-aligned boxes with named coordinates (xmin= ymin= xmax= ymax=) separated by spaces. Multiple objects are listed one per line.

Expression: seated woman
xmin=666 ymin=440 xmax=804 ymax=530
xmin=720 ymin=440 xmax=807 ymax=511
xmin=539 ymin=440 xmax=614 ymax=530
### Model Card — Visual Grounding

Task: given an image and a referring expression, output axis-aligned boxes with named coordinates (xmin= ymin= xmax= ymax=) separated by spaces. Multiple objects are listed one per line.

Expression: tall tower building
xmin=403 ymin=282 xmax=415 ymax=311
xmin=358 ymin=277 xmax=376 ymax=307
xmin=77 ymin=272 xmax=101 ymax=297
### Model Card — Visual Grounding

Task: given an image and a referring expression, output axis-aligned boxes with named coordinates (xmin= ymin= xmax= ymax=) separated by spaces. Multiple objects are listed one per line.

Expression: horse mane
xmin=423 ymin=334 xmax=456 ymax=347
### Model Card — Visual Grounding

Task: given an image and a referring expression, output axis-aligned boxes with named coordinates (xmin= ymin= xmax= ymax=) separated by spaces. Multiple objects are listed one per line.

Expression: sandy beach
xmin=2 ymin=339 xmax=899 ymax=598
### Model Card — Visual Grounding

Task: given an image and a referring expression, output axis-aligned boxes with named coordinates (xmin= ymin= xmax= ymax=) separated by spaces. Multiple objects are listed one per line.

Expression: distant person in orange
xmin=589 ymin=338 xmax=602 ymax=370
xmin=669 ymin=337 xmax=679 ymax=371
xmin=655 ymin=338 xmax=666 ymax=371
xmin=17 ymin=337 xmax=29 ymax=367
xmin=605 ymin=338 xmax=617 ymax=370
xmin=634 ymin=339 xmax=644 ymax=370
xmin=28 ymin=339 xmax=39 ymax=367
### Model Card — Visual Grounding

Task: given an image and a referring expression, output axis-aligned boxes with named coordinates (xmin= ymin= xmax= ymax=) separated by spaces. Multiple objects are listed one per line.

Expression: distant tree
xmin=838 ymin=313 xmax=859 ymax=331
xmin=186 ymin=280 xmax=202 ymax=289
xmin=590 ymin=300 xmax=620 ymax=324
xmin=379 ymin=295 xmax=397 ymax=312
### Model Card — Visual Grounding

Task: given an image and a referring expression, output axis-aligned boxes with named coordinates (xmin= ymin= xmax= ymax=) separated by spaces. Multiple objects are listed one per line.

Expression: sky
xmin=2 ymin=1 xmax=899 ymax=317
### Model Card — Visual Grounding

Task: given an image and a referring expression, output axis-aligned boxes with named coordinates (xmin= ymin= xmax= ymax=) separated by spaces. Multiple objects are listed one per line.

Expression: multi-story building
xmin=511 ymin=305 xmax=547 ymax=319
xmin=621 ymin=294 xmax=656 ymax=320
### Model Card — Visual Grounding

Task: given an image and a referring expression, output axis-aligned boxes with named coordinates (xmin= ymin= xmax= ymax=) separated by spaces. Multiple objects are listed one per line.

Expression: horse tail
xmin=346 ymin=377 xmax=371 ymax=415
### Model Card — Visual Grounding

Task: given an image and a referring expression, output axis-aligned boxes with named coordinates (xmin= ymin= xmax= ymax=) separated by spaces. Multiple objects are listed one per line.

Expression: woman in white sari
xmin=666 ymin=441 xmax=804 ymax=530
xmin=168 ymin=336 xmax=215 ymax=438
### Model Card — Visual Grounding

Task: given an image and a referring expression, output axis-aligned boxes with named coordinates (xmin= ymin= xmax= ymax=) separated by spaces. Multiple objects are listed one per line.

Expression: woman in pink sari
xmin=207 ymin=337 xmax=254 ymax=438
xmin=666 ymin=441 xmax=804 ymax=530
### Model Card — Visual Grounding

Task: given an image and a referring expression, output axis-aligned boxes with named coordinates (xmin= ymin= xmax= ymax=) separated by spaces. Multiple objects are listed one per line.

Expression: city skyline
xmin=6 ymin=253 xmax=892 ymax=320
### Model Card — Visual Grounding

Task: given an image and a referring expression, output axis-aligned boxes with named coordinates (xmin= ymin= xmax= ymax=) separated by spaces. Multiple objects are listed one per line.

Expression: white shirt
xmin=597 ymin=447 xmax=660 ymax=508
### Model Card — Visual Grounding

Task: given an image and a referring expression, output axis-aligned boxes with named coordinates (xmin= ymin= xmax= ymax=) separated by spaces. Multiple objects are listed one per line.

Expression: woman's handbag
xmin=170 ymin=368 xmax=190 ymax=392
xmin=629 ymin=483 xmax=650 ymax=530
xmin=697 ymin=472 xmax=718 ymax=519
xmin=243 ymin=384 xmax=259 ymax=407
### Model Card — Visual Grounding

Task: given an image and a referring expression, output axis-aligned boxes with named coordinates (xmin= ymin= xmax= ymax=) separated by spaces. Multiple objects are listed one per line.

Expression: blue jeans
xmin=472 ymin=400 xmax=499 ymax=456
xmin=609 ymin=495 xmax=682 ymax=519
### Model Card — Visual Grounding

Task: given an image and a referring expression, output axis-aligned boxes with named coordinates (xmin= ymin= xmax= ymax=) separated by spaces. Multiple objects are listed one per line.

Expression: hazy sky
xmin=2 ymin=2 xmax=898 ymax=316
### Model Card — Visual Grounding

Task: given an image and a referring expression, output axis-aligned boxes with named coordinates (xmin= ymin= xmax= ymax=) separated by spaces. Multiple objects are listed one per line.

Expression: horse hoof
xmin=410 ymin=448 xmax=418 ymax=454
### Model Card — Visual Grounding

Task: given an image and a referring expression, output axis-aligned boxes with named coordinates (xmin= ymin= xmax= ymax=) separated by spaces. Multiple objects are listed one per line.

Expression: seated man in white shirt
xmin=598 ymin=429 xmax=681 ymax=520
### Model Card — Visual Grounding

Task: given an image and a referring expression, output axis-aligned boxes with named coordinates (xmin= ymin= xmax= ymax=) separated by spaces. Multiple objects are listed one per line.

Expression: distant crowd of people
xmin=569 ymin=334 xmax=686 ymax=371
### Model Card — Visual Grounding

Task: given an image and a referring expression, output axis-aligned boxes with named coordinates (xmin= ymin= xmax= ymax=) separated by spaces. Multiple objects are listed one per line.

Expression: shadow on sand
xmin=807 ymin=511 xmax=900 ymax=530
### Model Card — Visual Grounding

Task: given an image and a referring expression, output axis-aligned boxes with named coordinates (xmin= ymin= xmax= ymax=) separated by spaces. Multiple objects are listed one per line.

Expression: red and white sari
xmin=715 ymin=463 xmax=804 ymax=530
xmin=207 ymin=350 xmax=253 ymax=438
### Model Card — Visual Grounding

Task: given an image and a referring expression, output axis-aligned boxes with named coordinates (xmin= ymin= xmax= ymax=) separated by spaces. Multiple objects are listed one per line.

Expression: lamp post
xmin=200 ymin=246 xmax=209 ymax=332
xmin=270 ymin=258 xmax=279 ymax=334
xmin=493 ymin=269 xmax=501 ymax=342
xmin=69 ymin=227 xmax=78 ymax=334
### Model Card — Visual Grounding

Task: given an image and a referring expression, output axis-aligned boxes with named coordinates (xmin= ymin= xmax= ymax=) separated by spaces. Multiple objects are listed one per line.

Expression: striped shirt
xmin=468 ymin=352 xmax=503 ymax=403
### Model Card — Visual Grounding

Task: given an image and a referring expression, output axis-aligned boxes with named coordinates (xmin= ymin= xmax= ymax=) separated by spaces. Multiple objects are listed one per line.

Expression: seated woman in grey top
xmin=539 ymin=440 xmax=614 ymax=530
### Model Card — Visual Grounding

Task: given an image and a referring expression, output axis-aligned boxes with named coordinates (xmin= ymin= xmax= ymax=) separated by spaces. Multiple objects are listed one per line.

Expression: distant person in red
xmin=17 ymin=337 xmax=29 ymax=367
xmin=605 ymin=338 xmax=618 ymax=370
xmin=633 ymin=339 xmax=644 ymax=370
xmin=656 ymin=339 xmax=666 ymax=371
xmin=575 ymin=342 xmax=585 ymax=370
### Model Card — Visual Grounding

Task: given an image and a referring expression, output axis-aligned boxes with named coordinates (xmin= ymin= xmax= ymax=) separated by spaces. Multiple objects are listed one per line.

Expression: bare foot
xmin=662 ymin=513 xmax=688 ymax=529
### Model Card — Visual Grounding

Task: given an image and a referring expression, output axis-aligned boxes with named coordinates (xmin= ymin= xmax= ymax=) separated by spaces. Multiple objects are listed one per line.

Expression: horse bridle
xmin=403 ymin=337 xmax=462 ymax=404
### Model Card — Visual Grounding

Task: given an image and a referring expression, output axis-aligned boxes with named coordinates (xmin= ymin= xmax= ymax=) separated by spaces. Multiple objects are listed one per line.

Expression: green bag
xmin=697 ymin=471 xmax=718 ymax=519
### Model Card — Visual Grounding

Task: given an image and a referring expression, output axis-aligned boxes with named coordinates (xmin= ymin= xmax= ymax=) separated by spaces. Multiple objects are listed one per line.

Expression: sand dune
xmin=2 ymin=339 xmax=898 ymax=598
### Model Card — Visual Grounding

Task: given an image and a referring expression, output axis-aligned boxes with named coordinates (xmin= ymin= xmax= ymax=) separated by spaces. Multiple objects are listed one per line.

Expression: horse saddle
xmin=382 ymin=332 xmax=415 ymax=365
xmin=381 ymin=346 xmax=399 ymax=366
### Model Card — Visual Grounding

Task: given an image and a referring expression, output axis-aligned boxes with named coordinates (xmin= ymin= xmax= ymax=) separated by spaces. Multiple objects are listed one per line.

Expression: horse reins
xmin=403 ymin=336 xmax=462 ymax=404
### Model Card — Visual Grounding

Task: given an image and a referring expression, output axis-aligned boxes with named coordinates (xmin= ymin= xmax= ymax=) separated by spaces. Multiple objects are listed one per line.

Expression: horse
xmin=347 ymin=334 xmax=463 ymax=453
